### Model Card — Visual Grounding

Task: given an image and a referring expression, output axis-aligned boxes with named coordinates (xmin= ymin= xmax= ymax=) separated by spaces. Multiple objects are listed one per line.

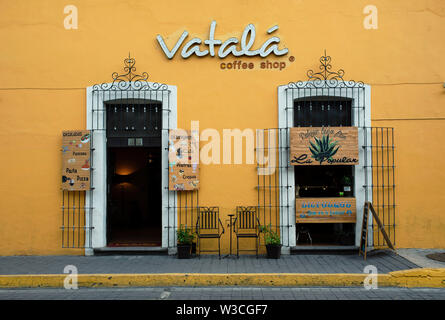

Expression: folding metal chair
xmin=195 ymin=207 xmax=224 ymax=258
xmin=233 ymin=206 xmax=261 ymax=258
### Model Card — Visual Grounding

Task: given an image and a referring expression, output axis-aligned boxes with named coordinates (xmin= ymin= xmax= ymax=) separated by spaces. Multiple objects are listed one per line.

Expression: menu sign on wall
xmin=62 ymin=130 xmax=91 ymax=191
xmin=168 ymin=129 xmax=199 ymax=191
xmin=295 ymin=197 xmax=357 ymax=223
xmin=290 ymin=127 xmax=359 ymax=166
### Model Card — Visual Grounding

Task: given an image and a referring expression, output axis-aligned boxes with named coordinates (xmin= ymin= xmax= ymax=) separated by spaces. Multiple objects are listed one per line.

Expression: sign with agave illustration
xmin=290 ymin=127 xmax=358 ymax=166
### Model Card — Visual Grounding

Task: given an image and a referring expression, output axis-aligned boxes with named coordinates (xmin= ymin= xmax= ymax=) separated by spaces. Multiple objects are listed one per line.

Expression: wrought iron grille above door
xmin=106 ymin=102 xmax=162 ymax=147
xmin=293 ymin=97 xmax=352 ymax=127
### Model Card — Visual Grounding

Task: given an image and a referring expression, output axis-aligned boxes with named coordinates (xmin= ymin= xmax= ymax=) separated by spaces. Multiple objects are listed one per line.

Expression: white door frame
xmin=277 ymin=81 xmax=372 ymax=248
xmin=84 ymin=82 xmax=177 ymax=255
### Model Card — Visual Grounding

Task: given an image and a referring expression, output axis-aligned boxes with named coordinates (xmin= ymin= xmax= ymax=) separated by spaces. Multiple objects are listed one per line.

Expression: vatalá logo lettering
xmin=156 ymin=21 xmax=288 ymax=59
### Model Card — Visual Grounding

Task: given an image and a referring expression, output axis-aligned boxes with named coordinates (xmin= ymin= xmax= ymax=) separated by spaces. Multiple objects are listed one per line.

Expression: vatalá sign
xmin=156 ymin=21 xmax=289 ymax=59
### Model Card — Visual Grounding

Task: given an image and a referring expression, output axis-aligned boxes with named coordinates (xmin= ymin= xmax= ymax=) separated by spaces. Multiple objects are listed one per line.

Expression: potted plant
xmin=176 ymin=225 xmax=195 ymax=259
xmin=260 ymin=224 xmax=282 ymax=259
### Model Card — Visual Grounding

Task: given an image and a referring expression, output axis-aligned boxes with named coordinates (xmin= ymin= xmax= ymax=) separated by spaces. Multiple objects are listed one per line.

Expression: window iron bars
xmin=256 ymin=126 xmax=396 ymax=249
xmin=256 ymin=128 xmax=292 ymax=247
xmin=363 ymin=127 xmax=396 ymax=247
xmin=61 ymin=190 xmax=93 ymax=248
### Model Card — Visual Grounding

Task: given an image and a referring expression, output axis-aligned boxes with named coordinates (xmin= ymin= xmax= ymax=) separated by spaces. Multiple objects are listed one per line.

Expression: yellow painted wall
xmin=0 ymin=0 xmax=444 ymax=255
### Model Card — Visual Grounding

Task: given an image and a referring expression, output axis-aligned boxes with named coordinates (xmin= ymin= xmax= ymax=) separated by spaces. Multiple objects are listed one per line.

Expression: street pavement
xmin=0 ymin=250 xmax=419 ymax=275
xmin=1 ymin=286 xmax=445 ymax=300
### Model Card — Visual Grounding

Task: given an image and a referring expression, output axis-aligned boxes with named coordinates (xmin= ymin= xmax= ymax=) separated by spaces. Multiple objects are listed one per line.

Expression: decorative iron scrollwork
xmin=288 ymin=50 xmax=364 ymax=89
xmin=93 ymin=54 xmax=168 ymax=91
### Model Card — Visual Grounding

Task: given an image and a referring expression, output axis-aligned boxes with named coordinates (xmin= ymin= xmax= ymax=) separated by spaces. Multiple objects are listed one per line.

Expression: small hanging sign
xmin=295 ymin=197 xmax=357 ymax=223
xmin=61 ymin=130 xmax=91 ymax=191
xmin=168 ymin=129 xmax=199 ymax=191
xmin=290 ymin=126 xmax=359 ymax=166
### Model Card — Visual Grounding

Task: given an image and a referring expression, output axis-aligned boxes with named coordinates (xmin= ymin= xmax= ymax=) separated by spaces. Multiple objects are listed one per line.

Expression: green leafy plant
xmin=309 ymin=134 xmax=340 ymax=164
xmin=177 ymin=225 xmax=195 ymax=245
xmin=259 ymin=224 xmax=281 ymax=245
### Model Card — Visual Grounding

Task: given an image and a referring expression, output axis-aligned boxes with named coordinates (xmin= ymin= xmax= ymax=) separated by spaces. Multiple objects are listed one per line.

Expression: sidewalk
xmin=0 ymin=249 xmax=444 ymax=289
xmin=0 ymin=250 xmax=418 ymax=275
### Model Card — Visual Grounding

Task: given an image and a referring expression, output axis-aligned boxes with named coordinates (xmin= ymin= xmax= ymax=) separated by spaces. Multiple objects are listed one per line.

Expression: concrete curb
xmin=0 ymin=268 xmax=444 ymax=289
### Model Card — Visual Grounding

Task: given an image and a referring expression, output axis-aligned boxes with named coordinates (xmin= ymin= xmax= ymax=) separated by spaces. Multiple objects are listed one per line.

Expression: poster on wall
xmin=168 ymin=129 xmax=199 ymax=191
xmin=61 ymin=130 xmax=91 ymax=191
xmin=295 ymin=197 xmax=356 ymax=223
xmin=290 ymin=127 xmax=359 ymax=166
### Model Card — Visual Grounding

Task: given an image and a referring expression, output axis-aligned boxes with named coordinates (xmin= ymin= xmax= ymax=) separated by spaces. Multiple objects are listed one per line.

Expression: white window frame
xmin=277 ymin=82 xmax=372 ymax=249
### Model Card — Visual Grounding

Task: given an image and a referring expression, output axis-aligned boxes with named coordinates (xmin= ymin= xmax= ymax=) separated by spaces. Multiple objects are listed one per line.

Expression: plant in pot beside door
xmin=176 ymin=225 xmax=195 ymax=259
xmin=260 ymin=224 xmax=282 ymax=259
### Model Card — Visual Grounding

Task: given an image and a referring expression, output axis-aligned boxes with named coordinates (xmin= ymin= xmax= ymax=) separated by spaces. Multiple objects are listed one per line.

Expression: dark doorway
xmin=107 ymin=147 xmax=161 ymax=246
xmin=294 ymin=97 xmax=355 ymax=246
xmin=106 ymin=102 xmax=162 ymax=247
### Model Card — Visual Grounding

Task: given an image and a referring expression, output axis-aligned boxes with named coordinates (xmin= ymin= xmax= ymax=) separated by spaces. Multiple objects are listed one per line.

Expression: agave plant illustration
xmin=309 ymin=135 xmax=340 ymax=164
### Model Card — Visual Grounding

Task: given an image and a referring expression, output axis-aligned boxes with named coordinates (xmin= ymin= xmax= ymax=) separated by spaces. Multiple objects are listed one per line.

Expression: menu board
xmin=295 ymin=197 xmax=356 ymax=223
xmin=62 ymin=130 xmax=91 ymax=191
xmin=168 ymin=129 xmax=199 ymax=191
xmin=290 ymin=127 xmax=359 ymax=166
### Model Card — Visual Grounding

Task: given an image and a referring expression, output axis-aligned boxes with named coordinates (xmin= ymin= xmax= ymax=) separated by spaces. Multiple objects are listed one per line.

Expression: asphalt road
xmin=1 ymin=286 xmax=444 ymax=300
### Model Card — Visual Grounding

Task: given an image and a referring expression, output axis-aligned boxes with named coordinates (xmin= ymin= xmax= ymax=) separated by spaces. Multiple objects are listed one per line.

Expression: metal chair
xmin=234 ymin=206 xmax=261 ymax=258
xmin=195 ymin=207 xmax=224 ymax=258
xmin=296 ymin=225 xmax=312 ymax=245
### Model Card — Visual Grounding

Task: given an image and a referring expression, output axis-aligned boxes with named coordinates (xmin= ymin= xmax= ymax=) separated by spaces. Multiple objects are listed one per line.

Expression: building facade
xmin=0 ymin=0 xmax=444 ymax=255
